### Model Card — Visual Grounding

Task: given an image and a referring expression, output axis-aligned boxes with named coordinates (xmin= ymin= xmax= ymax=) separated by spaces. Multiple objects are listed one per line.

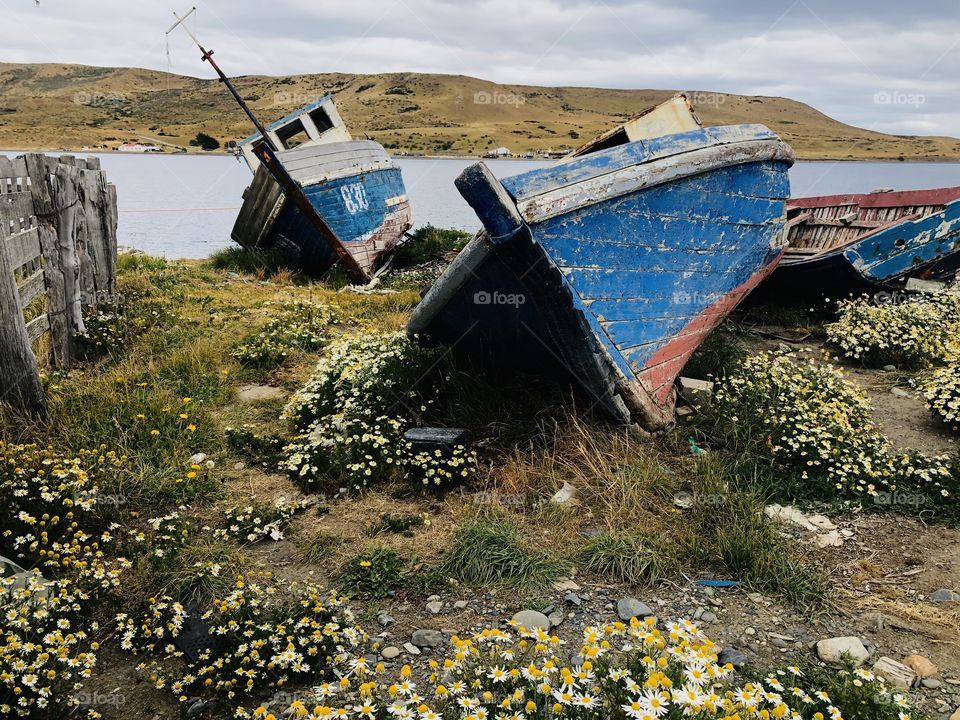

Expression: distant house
xmin=116 ymin=142 xmax=160 ymax=153
xmin=485 ymin=146 xmax=512 ymax=158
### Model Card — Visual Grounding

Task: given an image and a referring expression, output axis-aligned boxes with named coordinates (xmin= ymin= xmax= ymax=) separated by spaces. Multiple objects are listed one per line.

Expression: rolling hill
xmin=1 ymin=62 xmax=958 ymax=160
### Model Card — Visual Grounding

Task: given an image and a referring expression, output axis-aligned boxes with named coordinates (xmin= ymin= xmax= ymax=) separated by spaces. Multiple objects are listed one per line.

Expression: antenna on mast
xmin=166 ymin=6 xmax=277 ymax=151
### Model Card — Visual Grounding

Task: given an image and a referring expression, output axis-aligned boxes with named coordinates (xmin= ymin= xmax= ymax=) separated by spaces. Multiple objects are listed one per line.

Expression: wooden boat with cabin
xmin=231 ymin=96 xmax=412 ymax=279
xmin=408 ymin=96 xmax=794 ymax=432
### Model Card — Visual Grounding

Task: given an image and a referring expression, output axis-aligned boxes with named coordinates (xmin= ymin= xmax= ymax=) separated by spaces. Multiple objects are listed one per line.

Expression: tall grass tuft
xmin=438 ymin=516 xmax=562 ymax=588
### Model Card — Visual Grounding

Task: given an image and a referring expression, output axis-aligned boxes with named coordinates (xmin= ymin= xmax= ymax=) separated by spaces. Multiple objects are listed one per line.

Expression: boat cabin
xmin=238 ymin=95 xmax=352 ymax=172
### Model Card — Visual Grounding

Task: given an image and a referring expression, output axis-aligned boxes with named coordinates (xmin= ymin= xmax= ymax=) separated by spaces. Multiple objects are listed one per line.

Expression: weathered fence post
xmin=0 ymin=152 xmax=118 ymax=416
xmin=0 ymin=235 xmax=48 ymax=420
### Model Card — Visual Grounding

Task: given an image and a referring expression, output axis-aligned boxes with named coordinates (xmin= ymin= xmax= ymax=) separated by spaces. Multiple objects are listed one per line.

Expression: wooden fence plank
xmin=5 ymin=228 xmax=41 ymax=271
xmin=25 ymin=314 xmax=50 ymax=343
xmin=17 ymin=268 xmax=45 ymax=309
xmin=0 ymin=225 xmax=48 ymax=419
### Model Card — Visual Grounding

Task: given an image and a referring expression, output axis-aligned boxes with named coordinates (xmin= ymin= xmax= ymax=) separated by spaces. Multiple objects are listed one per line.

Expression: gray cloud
xmin=3 ymin=0 xmax=958 ymax=137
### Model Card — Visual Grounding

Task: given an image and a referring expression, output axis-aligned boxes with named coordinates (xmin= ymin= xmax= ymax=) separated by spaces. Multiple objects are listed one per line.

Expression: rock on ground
xmin=816 ymin=636 xmax=869 ymax=666
xmin=617 ymin=598 xmax=654 ymax=621
xmin=511 ymin=610 xmax=551 ymax=631
xmin=411 ymin=629 xmax=444 ymax=648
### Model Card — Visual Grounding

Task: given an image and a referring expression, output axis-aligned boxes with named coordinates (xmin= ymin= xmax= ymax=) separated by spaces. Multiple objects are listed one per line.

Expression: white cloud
xmin=2 ymin=0 xmax=958 ymax=136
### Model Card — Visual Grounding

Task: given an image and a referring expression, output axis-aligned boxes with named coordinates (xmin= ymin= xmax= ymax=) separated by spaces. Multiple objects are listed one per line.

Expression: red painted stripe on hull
xmin=637 ymin=253 xmax=783 ymax=404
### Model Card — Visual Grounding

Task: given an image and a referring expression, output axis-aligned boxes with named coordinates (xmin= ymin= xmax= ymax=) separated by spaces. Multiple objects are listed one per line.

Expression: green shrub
xmin=394 ymin=224 xmax=472 ymax=268
xmin=336 ymin=546 xmax=409 ymax=598
xmin=681 ymin=329 xmax=747 ymax=379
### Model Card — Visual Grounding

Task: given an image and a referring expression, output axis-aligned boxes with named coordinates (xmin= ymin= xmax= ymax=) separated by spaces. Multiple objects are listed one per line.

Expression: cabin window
xmin=310 ymin=106 xmax=334 ymax=134
xmin=276 ymin=119 xmax=311 ymax=149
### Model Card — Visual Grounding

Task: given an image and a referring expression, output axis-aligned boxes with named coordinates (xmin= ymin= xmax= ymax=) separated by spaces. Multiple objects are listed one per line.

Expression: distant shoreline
xmin=2 ymin=147 xmax=960 ymax=163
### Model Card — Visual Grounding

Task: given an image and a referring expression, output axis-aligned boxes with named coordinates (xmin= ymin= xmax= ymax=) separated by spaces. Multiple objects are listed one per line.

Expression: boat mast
xmin=166 ymin=7 xmax=369 ymax=283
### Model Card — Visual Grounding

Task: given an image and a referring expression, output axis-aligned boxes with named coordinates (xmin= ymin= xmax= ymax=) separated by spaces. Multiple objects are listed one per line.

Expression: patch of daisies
xmin=281 ymin=332 xmax=477 ymax=492
xmin=236 ymin=616 xmax=915 ymax=720
xmin=233 ymin=300 xmax=339 ymax=369
xmin=923 ymin=364 xmax=960 ymax=427
xmin=827 ymin=293 xmax=960 ymax=369
xmin=714 ymin=352 xmax=958 ymax=503
xmin=0 ymin=443 xmax=130 ymax=717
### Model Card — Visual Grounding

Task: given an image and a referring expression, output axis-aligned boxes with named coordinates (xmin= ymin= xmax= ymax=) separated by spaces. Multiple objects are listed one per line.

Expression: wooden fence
xmin=0 ymin=153 xmax=118 ymax=419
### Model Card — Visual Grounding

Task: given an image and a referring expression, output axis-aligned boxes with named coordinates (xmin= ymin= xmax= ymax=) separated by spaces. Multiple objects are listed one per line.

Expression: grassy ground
xmin=0 ymin=239 xmax=828 ymax=612
xmin=6 ymin=239 xmax=960 ymax=719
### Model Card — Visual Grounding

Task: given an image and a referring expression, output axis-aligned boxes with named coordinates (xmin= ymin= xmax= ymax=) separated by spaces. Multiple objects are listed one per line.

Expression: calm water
xmin=3 ymin=151 xmax=958 ymax=259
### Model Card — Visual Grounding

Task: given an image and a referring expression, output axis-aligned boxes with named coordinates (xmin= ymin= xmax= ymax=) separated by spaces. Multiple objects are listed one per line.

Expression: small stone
xmin=891 ymin=387 xmax=911 ymax=398
xmin=770 ymin=637 xmax=790 ymax=649
xmin=564 ymin=592 xmax=582 ymax=607
xmin=233 ymin=461 xmax=245 ymax=470
xmin=552 ymin=577 xmax=581 ymax=592
xmin=188 ymin=452 xmax=207 ymax=465
xmin=402 ymin=642 xmax=420 ymax=655
xmin=950 ymin=708 xmax=960 ymax=720
xmin=617 ymin=598 xmax=654 ymax=621
xmin=882 ymin=364 xmax=897 ymax=372
xmin=921 ymin=678 xmax=941 ymax=689
xmin=700 ymin=611 xmax=717 ymax=623
xmin=816 ymin=530 xmax=844 ymax=548
xmin=718 ymin=647 xmax=749 ymax=668
xmin=453 ymin=600 xmax=468 ymax=610
xmin=930 ymin=588 xmax=960 ymax=602
xmin=412 ymin=629 xmax=444 ymax=648
xmin=187 ymin=700 xmax=214 ymax=718
xmin=377 ymin=612 xmax=395 ymax=627
xmin=511 ymin=610 xmax=551 ymax=632
xmin=550 ymin=482 xmax=576 ymax=504
xmin=237 ymin=384 xmax=286 ymax=403
xmin=872 ymin=656 xmax=916 ymax=690
xmin=381 ymin=646 xmax=401 ymax=659
xmin=745 ymin=627 xmax=756 ymax=636
xmin=903 ymin=654 xmax=938 ymax=678
xmin=548 ymin=611 xmax=564 ymax=628
xmin=673 ymin=491 xmax=695 ymax=509
xmin=426 ymin=601 xmax=443 ymax=614
xmin=816 ymin=637 xmax=869 ymax=666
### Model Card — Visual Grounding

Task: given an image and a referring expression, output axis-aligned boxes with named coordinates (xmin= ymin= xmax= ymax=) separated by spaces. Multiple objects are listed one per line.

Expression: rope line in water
xmin=118 ymin=207 xmax=241 ymax=213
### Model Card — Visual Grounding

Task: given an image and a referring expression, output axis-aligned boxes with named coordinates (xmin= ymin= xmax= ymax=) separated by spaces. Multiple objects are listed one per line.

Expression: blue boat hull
xmin=845 ymin=198 xmax=960 ymax=284
xmin=268 ymin=166 xmax=411 ymax=275
xmin=410 ymin=125 xmax=794 ymax=431
xmin=232 ymin=140 xmax=411 ymax=277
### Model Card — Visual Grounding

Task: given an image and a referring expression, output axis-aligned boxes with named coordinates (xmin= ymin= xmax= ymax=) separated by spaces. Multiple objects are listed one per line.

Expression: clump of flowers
xmin=79 ymin=295 xmax=177 ymax=356
xmin=923 ymin=363 xmax=960 ymax=427
xmin=714 ymin=352 xmax=957 ymax=502
xmin=827 ymin=293 xmax=960 ymax=369
xmin=115 ymin=572 xmax=364 ymax=704
xmin=0 ymin=442 xmax=130 ymax=590
xmin=1 ymin=574 xmax=100 ymax=717
xmin=401 ymin=442 xmax=478 ymax=488
xmin=281 ymin=332 xmax=472 ymax=492
xmin=214 ymin=497 xmax=306 ymax=543
xmin=0 ymin=443 xmax=130 ymax=717
xmin=250 ymin=616 xmax=913 ymax=720
xmin=233 ymin=300 xmax=338 ymax=368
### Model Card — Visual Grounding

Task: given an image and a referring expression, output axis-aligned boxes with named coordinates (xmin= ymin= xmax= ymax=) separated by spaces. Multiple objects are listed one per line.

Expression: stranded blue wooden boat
xmin=409 ymin=99 xmax=794 ymax=431
xmin=232 ymin=96 xmax=411 ymax=278
xmin=771 ymin=187 xmax=960 ymax=293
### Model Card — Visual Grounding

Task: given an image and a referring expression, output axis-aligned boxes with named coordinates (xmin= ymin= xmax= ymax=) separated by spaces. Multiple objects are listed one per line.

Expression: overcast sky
xmin=4 ymin=0 xmax=959 ymax=138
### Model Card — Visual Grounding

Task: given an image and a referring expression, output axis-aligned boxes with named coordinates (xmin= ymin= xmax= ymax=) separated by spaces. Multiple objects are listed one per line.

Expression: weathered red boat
xmin=771 ymin=186 xmax=960 ymax=292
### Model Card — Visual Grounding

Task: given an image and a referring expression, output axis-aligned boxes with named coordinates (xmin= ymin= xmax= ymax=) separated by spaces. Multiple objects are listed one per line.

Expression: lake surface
xmin=3 ymin=151 xmax=958 ymax=259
